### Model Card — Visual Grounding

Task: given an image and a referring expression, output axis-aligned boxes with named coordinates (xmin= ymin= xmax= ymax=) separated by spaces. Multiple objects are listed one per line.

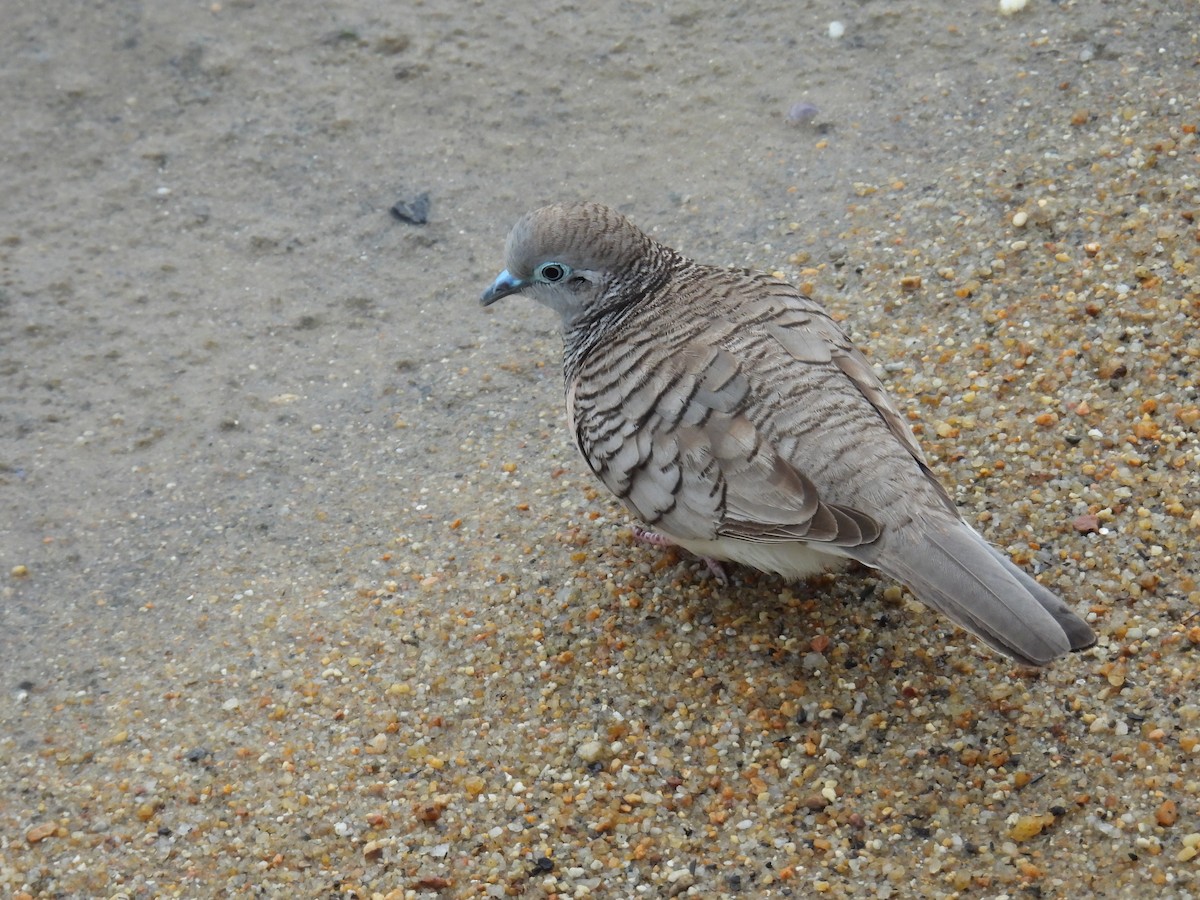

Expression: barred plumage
xmin=481 ymin=202 xmax=1095 ymax=666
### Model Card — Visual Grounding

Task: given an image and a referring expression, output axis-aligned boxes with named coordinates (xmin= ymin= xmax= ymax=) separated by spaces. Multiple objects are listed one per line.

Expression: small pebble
xmin=786 ymin=102 xmax=820 ymax=126
xmin=1009 ymin=813 xmax=1055 ymax=841
xmin=26 ymin=822 xmax=56 ymax=843
xmin=1155 ymin=800 xmax=1178 ymax=827
xmin=390 ymin=192 xmax=431 ymax=225
xmin=366 ymin=733 xmax=388 ymax=754
xmin=576 ymin=740 xmax=605 ymax=763
xmin=803 ymin=793 xmax=830 ymax=810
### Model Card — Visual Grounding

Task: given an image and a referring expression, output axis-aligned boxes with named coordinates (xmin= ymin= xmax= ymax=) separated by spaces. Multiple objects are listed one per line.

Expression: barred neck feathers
xmin=560 ymin=243 xmax=679 ymax=382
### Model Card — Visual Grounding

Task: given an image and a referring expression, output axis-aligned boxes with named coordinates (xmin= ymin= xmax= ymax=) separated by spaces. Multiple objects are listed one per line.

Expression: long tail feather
xmin=860 ymin=520 xmax=1096 ymax=666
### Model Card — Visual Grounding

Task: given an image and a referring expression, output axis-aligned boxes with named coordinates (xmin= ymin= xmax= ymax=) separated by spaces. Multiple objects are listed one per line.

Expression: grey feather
xmin=481 ymin=202 xmax=1096 ymax=665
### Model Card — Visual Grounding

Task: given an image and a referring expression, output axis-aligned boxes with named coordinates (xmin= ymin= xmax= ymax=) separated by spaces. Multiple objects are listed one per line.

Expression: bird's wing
xmin=753 ymin=279 xmax=958 ymax=516
xmin=568 ymin=297 xmax=880 ymax=548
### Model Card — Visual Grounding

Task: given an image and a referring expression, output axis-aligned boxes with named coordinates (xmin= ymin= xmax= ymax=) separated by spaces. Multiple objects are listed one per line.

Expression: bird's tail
xmin=859 ymin=518 xmax=1096 ymax=666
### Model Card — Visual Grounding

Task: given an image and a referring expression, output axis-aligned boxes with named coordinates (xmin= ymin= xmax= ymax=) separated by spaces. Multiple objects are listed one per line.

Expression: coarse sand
xmin=2 ymin=1 xmax=1198 ymax=897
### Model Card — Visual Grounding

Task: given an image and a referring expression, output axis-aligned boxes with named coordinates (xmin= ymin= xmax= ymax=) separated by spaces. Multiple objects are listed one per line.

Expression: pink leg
xmin=630 ymin=524 xmax=673 ymax=547
xmin=630 ymin=525 xmax=729 ymax=584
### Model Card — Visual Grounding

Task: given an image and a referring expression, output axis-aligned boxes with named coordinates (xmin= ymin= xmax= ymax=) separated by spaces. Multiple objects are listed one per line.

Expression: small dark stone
xmin=17 ymin=680 xmax=34 ymax=691
xmin=185 ymin=747 xmax=212 ymax=763
xmin=534 ymin=856 xmax=554 ymax=872
xmin=374 ymin=34 xmax=411 ymax=55
xmin=390 ymin=192 xmax=430 ymax=225
xmin=801 ymin=793 xmax=830 ymax=811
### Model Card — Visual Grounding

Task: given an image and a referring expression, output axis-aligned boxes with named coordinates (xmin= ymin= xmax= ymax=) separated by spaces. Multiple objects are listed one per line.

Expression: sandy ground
xmin=2 ymin=1 xmax=1198 ymax=897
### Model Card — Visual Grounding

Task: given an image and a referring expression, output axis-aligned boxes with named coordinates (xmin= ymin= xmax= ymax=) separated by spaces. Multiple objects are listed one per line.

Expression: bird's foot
xmin=699 ymin=557 xmax=730 ymax=585
xmin=630 ymin=524 xmax=673 ymax=547
xmin=630 ymin=525 xmax=729 ymax=585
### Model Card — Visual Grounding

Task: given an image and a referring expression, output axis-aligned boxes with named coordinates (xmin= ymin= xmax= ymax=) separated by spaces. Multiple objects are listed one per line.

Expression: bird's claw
xmin=630 ymin=524 xmax=729 ymax=584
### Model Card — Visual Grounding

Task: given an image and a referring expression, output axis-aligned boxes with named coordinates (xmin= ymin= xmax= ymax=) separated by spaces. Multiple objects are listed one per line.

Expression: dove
xmin=480 ymin=202 xmax=1096 ymax=666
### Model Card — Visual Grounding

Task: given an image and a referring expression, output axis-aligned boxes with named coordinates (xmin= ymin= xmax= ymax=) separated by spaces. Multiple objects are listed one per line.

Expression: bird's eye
xmin=538 ymin=263 xmax=566 ymax=283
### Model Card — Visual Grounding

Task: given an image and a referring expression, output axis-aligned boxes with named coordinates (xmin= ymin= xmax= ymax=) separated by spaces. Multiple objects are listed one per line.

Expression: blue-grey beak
xmin=480 ymin=269 xmax=528 ymax=306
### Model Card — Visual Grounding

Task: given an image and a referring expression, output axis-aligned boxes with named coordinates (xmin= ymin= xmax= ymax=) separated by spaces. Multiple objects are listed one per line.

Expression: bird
xmin=480 ymin=201 xmax=1096 ymax=666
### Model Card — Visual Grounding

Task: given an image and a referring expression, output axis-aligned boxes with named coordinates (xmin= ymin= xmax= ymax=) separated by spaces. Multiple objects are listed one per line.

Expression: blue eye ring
xmin=537 ymin=262 xmax=568 ymax=283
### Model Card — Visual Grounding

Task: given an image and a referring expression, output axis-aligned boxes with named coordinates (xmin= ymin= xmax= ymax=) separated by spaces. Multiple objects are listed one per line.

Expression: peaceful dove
xmin=480 ymin=202 xmax=1096 ymax=666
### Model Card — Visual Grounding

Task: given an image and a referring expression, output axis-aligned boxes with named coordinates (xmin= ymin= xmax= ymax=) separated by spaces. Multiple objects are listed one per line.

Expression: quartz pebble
xmin=25 ymin=822 xmax=56 ymax=844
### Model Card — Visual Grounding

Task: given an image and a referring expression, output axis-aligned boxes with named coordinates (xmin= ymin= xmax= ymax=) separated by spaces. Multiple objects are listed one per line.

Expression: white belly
xmin=671 ymin=536 xmax=850 ymax=580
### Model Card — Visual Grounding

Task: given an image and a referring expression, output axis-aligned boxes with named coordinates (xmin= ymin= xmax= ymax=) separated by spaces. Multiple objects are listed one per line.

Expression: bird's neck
xmin=560 ymin=249 xmax=682 ymax=383
xmin=561 ymin=300 xmax=640 ymax=383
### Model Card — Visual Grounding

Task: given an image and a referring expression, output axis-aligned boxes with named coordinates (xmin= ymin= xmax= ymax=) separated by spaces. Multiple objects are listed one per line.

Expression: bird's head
xmin=480 ymin=202 xmax=661 ymax=329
